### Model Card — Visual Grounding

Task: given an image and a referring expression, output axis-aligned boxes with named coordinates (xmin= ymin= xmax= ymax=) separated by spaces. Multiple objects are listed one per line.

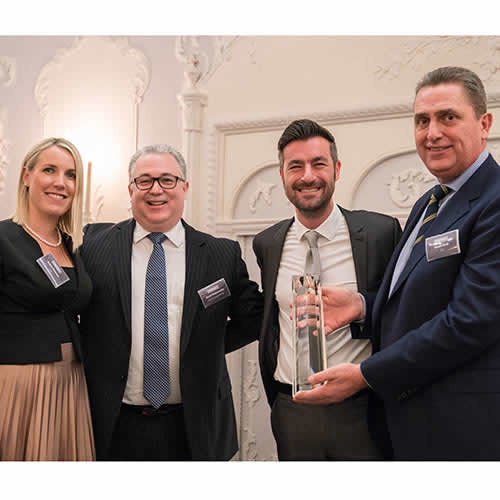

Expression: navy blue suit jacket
xmin=362 ymin=154 xmax=500 ymax=459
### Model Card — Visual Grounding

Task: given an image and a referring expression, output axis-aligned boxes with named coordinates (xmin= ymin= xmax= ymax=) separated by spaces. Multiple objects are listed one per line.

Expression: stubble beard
xmin=288 ymin=181 xmax=335 ymax=220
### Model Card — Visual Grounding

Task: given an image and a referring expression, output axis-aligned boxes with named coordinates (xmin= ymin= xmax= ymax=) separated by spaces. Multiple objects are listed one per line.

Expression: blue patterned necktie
xmin=143 ymin=232 xmax=170 ymax=408
xmin=412 ymin=184 xmax=450 ymax=248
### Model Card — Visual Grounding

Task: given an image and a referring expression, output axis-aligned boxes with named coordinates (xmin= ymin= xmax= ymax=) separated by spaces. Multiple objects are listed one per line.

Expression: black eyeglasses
xmin=131 ymin=174 xmax=185 ymax=191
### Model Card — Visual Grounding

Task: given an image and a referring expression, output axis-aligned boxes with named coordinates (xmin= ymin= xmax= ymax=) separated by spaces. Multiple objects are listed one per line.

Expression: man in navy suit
xmin=295 ymin=66 xmax=500 ymax=459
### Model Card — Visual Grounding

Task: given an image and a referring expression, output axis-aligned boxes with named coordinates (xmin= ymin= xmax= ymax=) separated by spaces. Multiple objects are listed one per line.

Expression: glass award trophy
xmin=292 ymin=274 xmax=327 ymax=396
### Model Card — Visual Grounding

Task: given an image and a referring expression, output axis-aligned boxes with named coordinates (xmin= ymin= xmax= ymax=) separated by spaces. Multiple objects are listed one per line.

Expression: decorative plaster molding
xmin=240 ymin=358 xmax=261 ymax=460
xmin=209 ymin=37 xmax=239 ymax=77
xmin=178 ymin=92 xmax=208 ymax=132
xmin=243 ymin=360 xmax=260 ymax=409
xmin=175 ymin=36 xmax=208 ymax=91
xmin=212 ymin=102 xmax=413 ymax=135
xmin=0 ymin=57 xmax=16 ymax=87
xmin=205 ymin=101 xmax=413 ymax=234
xmin=249 ymin=182 xmax=276 ymax=213
xmin=112 ymin=37 xmax=151 ymax=104
xmin=241 ymin=427 xmax=258 ymax=461
xmin=388 ymin=168 xmax=435 ymax=208
xmin=175 ymin=36 xmax=239 ymax=90
xmin=350 ymin=147 xmax=420 ymax=208
xmin=238 ymin=353 xmax=261 ymax=461
xmin=34 ymin=36 xmax=151 ymax=118
xmin=215 ymin=219 xmax=280 ymax=238
xmin=205 ymin=124 xmax=218 ymax=233
xmin=375 ymin=36 xmax=500 ymax=85
xmin=212 ymin=90 xmax=500 ymax=136
xmin=189 ymin=36 xmax=239 ymax=85
xmin=0 ymin=109 xmax=8 ymax=195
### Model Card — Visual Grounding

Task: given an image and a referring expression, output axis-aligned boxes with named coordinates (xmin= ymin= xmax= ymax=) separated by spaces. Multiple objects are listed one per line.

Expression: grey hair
xmin=415 ymin=66 xmax=487 ymax=118
xmin=128 ymin=144 xmax=187 ymax=180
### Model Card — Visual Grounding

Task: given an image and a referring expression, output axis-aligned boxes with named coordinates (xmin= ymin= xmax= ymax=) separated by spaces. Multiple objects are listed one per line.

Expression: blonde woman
xmin=0 ymin=138 xmax=95 ymax=460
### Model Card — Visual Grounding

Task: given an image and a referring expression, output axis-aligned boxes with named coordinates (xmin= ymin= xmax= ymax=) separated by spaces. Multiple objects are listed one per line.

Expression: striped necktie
xmin=143 ymin=232 xmax=170 ymax=409
xmin=412 ymin=184 xmax=450 ymax=248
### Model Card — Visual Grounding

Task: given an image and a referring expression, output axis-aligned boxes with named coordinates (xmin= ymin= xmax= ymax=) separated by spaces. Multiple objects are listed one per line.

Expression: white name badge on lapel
xmin=37 ymin=254 xmax=70 ymax=288
xmin=198 ymin=278 xmax=231 ymax=308
xmin=425 ymin=229 xmax=461 ymax=262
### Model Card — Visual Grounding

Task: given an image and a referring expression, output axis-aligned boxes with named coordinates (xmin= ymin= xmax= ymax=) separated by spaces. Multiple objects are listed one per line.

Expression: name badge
xmin=37 ymin=254 xmax=70 ymax=288
xmin=425 ymin=229 xmax=461 ymax=262
xmin=198 ymin=278 xmax=231 ymax=308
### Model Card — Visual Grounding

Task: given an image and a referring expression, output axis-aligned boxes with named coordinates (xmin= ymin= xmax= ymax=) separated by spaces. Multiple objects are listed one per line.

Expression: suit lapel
xmin=180 ymin=221 xmax=208 ymax=356
xmin=265 ymin=219 xmax=293 ymax=301
xmin=390 ymin=180 xmax=479 ymax=298
xmin=113 ymin=219 xmax=135 ymax=336
xmin=340 ymin=207 xmax=368 ymax=292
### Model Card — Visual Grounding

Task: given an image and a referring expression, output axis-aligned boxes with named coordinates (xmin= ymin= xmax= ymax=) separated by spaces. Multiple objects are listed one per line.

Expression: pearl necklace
xmin=24 ymin=223 xmax=62 ymax=247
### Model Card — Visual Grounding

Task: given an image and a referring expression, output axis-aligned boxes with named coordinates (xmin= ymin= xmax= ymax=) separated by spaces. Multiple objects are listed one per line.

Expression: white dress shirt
xmin=274 ymin=204 xmax=371 ymax=384
xmin=123 ymin=220 xmax=186 ymax=405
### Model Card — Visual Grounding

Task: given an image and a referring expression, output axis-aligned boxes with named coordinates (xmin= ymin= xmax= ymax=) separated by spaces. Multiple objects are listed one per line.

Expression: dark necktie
xmin=412 ymin=184 xmax=450 ymax=248
xmin=304 ymin=230 xmax=321 ymax=280
xmin=143 ymin=232 xmax=170 ymax=408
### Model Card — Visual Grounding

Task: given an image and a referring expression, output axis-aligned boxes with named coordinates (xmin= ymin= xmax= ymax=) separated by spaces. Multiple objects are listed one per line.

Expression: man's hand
xmin=293 ymin=363 xmax=368 ymax=405
xmin=322 ymin=287 xmax=365 ymax=334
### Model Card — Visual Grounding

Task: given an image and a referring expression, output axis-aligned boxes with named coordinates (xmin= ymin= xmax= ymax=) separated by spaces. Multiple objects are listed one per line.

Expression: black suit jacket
xmin=252 ymin=207 xmax=401 ymax=455
xmin=0 ymin=218 xmax=91 ymax=364
xmin=362 ymin=154 xmax=500 ymax=459
xmin=79 ymin=218 xmax=262 ymax=460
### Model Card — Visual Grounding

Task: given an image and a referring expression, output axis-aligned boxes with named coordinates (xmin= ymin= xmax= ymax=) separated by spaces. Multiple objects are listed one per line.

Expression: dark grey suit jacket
xmin=253 ymin=207 xmax=402 ymax=456
xmin=79 ymin=218 xmax=262 ymax=460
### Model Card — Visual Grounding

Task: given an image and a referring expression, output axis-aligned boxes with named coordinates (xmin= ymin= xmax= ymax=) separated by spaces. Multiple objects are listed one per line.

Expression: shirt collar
xmin=294 ymin=203 xmax=341 ymax=243
xmin=444 ymin=148 xmax=489 ymax=193
xmin=133 ymin=219 xmax=185 ymax=248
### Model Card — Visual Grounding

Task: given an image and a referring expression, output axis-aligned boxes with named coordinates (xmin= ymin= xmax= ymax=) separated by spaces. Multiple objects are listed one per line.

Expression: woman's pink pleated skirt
xmin=0 ymin=343 xmax=95 ymax=461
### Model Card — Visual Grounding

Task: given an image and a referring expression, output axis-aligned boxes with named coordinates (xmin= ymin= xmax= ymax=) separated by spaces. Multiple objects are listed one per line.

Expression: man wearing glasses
xmin=79 ymin=144 xmax=263 ymax=460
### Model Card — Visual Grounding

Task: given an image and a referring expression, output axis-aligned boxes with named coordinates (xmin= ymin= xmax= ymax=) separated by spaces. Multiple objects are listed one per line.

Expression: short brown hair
xmin=278 ymin=119 xmax=338 ymax=168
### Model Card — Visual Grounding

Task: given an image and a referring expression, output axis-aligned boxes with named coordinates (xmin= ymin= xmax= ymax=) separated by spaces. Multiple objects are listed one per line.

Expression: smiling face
xmin=280 ymin=136 xmax=340 ymax=228
xmin=22 ymin=145 xmax=76 ymax=224
xmin=128 ymin=152 xmax=189 ymax=233
xmin=414 ymin=82 xmax=492 ymax=183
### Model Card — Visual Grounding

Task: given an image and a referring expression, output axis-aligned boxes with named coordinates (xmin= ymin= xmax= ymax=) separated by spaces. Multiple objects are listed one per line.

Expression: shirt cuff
xmin=352 ymin=293 xmax=366 ymax=325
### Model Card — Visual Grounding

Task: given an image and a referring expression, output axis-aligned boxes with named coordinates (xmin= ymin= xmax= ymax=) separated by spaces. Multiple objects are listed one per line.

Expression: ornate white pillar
xmin=176 ymin=37 xmax=208 ymax=223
